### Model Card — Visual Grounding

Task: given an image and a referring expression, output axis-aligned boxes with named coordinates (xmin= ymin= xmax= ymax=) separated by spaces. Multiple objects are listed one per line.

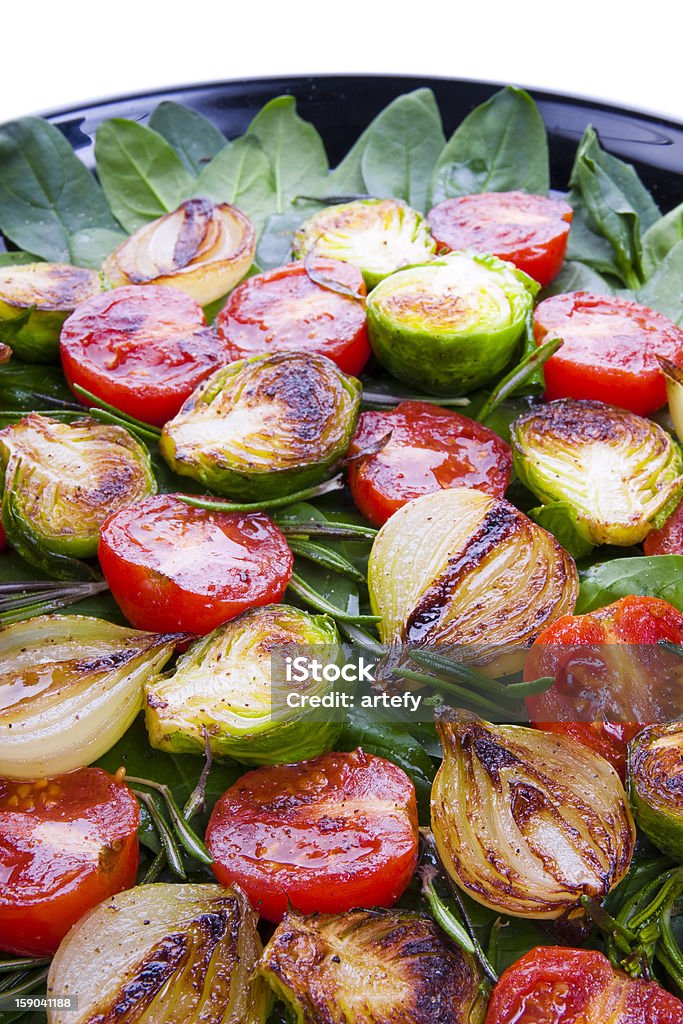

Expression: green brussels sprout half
xmin=160 ymin=352 xmax=361 ymax=499
xmin=259 ymin=908 xmax=485 ymax=1024
xmin=145 ymin=604 xmax=345 ymax=766
xmin=366 ymin=251 xmax=538 ymax=395
xmin=0 ymin=413 xmax=156 ymax=577
xmin=292 ymin=198 xmax=436 ymax=289
xmin=0 ymin=263 xmax=101 ymax=362
xmin=511 ymin=399 xmax=683 ymax=547
xmin=628 ymin=723 xmax=683 ymax=860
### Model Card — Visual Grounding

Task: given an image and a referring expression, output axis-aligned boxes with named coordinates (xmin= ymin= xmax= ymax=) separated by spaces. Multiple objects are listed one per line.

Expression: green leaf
xmin=245 ymin=96 xmax=329 ymax=213
xmin=94 ymin=118 xmax=195 ymax=232
xmin=0 ymin=117 xmax=120 ymax=263
xmin=430 ymin=86 xmax=549 ymax=205
xmin=0 ymin=252 xmax=38 ymax=267
xmin=0 ymin=360 xmax=78 ymax=410
xmin=564 ymin=197 xmax=625 ymax=279
xmin=193 ymin=137 xmax=276 ymax=234
xmin=68 ymin=226 xmax=127 ymax=268
xmin=149 ymin=101 xmax=225 ymax=175
xmin=256 ymin=206 xmax=316 ymax=270
xmin=530 ymin=502 xmax=595 ymax=561
xmin=569 ymin=126 xmax=660 ymax=288
xmin=487 ymin=918 xmax=556 ymax=975
xmin=637 ymin=238 xmax=683 ymax=325
xmin=576 ymin=555 xmax=683 ymax=614
xmin=359 ymin=89 xmax=445 ymax=212
xmin=642 ymin=201 xmax=683 ymax=279
xmin=540 ymin=259 xmax=615 ymax=298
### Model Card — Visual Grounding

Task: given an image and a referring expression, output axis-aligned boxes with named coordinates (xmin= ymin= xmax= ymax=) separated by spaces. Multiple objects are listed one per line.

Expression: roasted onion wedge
xmin=511 ymin=398 xmax=683 ymax=546
xmin=367 ymin=488 xmax=578 ymax=659
xmin=628 ymin=722 xmax=683 ymax=860
xmin=47 ymin=883 xmax=268 ymax=1024
xmin=0 ymin=413 xmax=155 ymax=578
xmin=0 ymin=262 xmax=101 ymax=362
xmin=161 ymin=352 xmax=361 ymax=499
xmin=259 ymin=908 xmax=485 ymax=1024
xmin=145 ymin=604 xmax=343 ymax=766
xmin=0 ymin=615 xmax=184 ymax=779
xmin=103 ymin=198 xmax=256 ymax=305
xmin=431 ymin=711 xmax=636 ymax=919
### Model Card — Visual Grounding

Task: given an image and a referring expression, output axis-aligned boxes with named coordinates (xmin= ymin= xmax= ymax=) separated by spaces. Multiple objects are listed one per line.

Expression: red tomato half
xmin=427 ymin=191 xmax=573 ymax=286
xmin=525 ymin=595 xmax=683 ymax=776
xmin=484 ymin=946 xmax=683 ymax=1023
xmin=534 ymin=291 xmax=683 ymax=415
xmin=206 ymin=748 xmax=419 ymax=922
xmin=60 ymin=285 xmax=231 ymax=427
xmin=0 ymin=767 xmax=139 ymax=956
xmin=347 ymin=400 xmax=512 ymax=526
xmin=215 ymin=259 xmax=370 ymax=375
xmin=0 ymin=523 xmax=6 ymax=552
xmin=98 ymin=493 xmax=294 ymax=634
xmin=644 ymin=499 xmax=683 ymax=555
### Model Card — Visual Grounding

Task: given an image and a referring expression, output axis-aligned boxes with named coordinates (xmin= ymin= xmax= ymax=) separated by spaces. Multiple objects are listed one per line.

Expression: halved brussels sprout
xmin=0 ymin=263 xmax=101 ymax=362
xmin=659 ymin=357 xmax=683 ymax=445
xmin=511 ymin=399 xmax=683 ymax=546
xmin=368 ymin=488 xmax=578 ymax=659
xmin=161 ymin=352 xmax=361 ymax=499
xmin=292 ymin=198 xmax=436 ymax=289
xmin=47 ymin=883 xmax=268 ymax=1024
xmin=103 ymin=197 xmax=256 ymax=306
xmin=145 ymin=604 xmax=343 ymax=765
xmin=628 ymin=723 xmax=683 ymax=860
xmin=0 ymin=414 xmax=156 ymax=578
xmin=0 ymin=615 xmax=184 ymax=779
xmin=432 ymin=711 xmax=636 ymax=919
xmin=366 ymin=251 xmax=538 ymax=395
xmin=259 ymin=908 xmax=485 ymax=1024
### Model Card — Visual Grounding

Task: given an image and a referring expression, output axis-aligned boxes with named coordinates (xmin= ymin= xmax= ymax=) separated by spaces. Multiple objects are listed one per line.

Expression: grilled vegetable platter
xmin=1 ymin=81 xmax=683 ymax=1023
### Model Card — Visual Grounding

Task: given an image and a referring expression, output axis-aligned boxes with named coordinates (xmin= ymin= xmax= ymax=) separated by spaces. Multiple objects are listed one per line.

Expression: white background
xmin=0 ymin=1 xmax=681 ymax=125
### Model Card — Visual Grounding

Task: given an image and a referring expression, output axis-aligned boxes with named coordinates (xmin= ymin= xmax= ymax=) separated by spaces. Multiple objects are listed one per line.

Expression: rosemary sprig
xmin=0 ymin=966 xmax=50 ymax=999
xmin=287 ymin=573 xmax=381 ymax=625
xmin=476 ymin=336 xmax=563 ymax=421
xmin=288 ymin=538 xmax=365 ymax=583
xmin=71 ymin=383 xmax=162 ymax=441
xmin=178 ymin=475 xmax=345 ymax=514
xmin=0 ymin=579 xmax=109 ymax=624
xmin=0 ymin=957 xmax=51 ymax=975
xmin=362 ymin=390 xmax=470 ymax=408
xmin=420 ymin=865 xmax=476 ymax=955
xmin=278 ymin=519 xmax=377 ymax=541
xmin=127 ymin=777 xmax=212 ymax=866
xmin=392 ymin=667 xmax=522 ymax=719
xmin=132 ymin=788 xmax=187 ymax=880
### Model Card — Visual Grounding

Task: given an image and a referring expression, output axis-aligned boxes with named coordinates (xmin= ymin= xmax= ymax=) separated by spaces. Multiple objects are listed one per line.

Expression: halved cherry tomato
xmin=206 ymin=748 xmax=419 ymax=922
xmin=0 ymin=523 xmax=6 ymax=552
xmin=60 ymin=285 xmax=231 ymax=427
xmin=98 ymin=493 xmax=293 ymax=634
xmin=0 ymin=767 xmax=139 ymax=956
xmin=427 ymin=191 xmax=573 ymax=286
xmin=215 ymin=259 xmax=370 ymax=375
xmin=347 ymin=400 xmax=512 ymax=526
xmin=484 ymin=946 xmax=683 ymax=1023
xmin=534 ymin=292 xmax=683 ymax=415
xmin=525 ymin=595 xmax=683 ymax=776
xmin=644 ymin=499 xmax=683 ymax=555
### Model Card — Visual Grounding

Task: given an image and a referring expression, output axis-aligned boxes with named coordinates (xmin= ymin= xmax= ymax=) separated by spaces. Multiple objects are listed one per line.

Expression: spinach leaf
xmin=245 ymin=96 xmax=329 ymax=212
xmin=576 ymin=555 xmax=683 ymax=613
xmin=487 ymin=918 xmax=556 ymax=975
xmin=0 ymin=252 xmax=38 ymax=267
xmin=69 ymin=226 xmax=127 ymax=268
xmin=430 ymin=86 xmax=549 ymax=205
xmin=568 ymin=126 xmax=660 ymax=289
xmin=194 ymin=136 xmax=276 ymax=233
xmin=149 ymin=101 xmax=226 ymax=175
xmin=637 ymin=238 xmax=683 ymax=324
xmin=94 ymin=118 xmax=195 ymax=232
xmin=256 ymin=204 xmax=320 ymax=270
xmin=642 ymin=201 xmax=683 ymax=278
xmin=359 ymin=89 xmax=445 ymax=212
xmin=564 ymin=198 xmax=625 ymax=280
xmin=0 ymin=117 xmax=120 ymax=263
xmin=540 ymin=259 xmax=615 ymax=298
xmin=0 ymin=360 xmax=79 ymax=410
xmin=530 ymin=502 xmax=595 ymax=562
xmin=326 ymin=123 xmax=376 ymax=195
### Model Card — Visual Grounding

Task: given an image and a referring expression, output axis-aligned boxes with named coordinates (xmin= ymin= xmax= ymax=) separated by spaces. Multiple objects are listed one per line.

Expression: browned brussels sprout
xmin=628 ymin=722 xmax=683 ymax=860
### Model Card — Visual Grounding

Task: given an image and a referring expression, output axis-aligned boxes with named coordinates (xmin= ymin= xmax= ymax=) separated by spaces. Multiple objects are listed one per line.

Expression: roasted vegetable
xmin=292 ymin=198 xmax=436 ymax=288
xmin=47 ymin=882 xmax=268 ymax=1024
xmin=145 ymin=604 xmax=343 ymax=765
xmin=103 ymin=197 xmax=256 ymax=305
xmin=259 ymin=908 xmax=485 ymax=1024
xmin=0 ymin=615 xmax=183 ymax=779
xmin=431 ymin=711 xmax=636 ymax=918
xmin=366 ymin=251 xmax=538 ymax=395
xmin=0 ymin=413 xmax=155 ymax=577
xmin=0 ymin=262 xmax=101 ymax=362
xmin=368 ymin=488 xmax=578 ymax=659
xmin=660 ymin=356 xmax=683 ymax=446
xmin=161 ymin=352 xmax=361 ymax=499
xmin=511 ymin=398 xmax=683 ymax=546
xmin=628 ymin=722 xmax=683 ymax=860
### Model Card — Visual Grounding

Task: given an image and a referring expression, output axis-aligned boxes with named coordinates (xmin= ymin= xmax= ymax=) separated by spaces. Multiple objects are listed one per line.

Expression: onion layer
xmin=431 ymin=710 xmax=636 ymax=919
